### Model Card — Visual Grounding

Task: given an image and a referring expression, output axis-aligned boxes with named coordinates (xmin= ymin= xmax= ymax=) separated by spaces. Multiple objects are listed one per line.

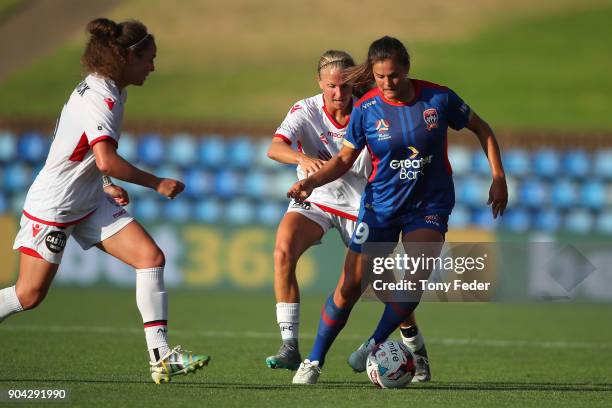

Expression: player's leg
xmin=400 ymin=313 xmax=431 ymax=382
xmin=0 ymin=254 xmax=58 ymax=322
xmin=268 ymin=210 xmax=325 ymax=370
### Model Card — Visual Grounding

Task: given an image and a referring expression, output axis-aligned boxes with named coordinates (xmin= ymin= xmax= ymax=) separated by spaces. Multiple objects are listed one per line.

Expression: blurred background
xmin=1 ymin=0 xmax=611 ymax=300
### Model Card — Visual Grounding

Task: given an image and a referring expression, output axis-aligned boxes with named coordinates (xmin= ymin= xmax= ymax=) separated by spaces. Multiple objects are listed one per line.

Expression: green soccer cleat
xmin=150 ymin=345 xmax=211 ymax=384
xmin=265 ymin=340 xmax=301 ymax=371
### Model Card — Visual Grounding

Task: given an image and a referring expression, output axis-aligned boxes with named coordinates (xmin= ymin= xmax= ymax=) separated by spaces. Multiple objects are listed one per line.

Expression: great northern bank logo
xmin=390 ymin=147 xmax=433 ymax=180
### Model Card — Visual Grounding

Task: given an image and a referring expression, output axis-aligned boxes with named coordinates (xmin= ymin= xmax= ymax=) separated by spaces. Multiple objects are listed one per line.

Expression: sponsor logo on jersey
xmin=363 ymin=100 xmax=377 ymax=109
xmin=104 ymin=97 xmax=115 ymax=111
xmin=459 ymin=103 xmax=469 ymax=114
xmin=424 ymin=214 xmax=441 ymax=227
xmin=318 ymin=132 xmax=329 ymax=145
xmin=290 ymin=104 xmax=302 ymax=114
xmin=113 ymin=209 xmax=127 ymax=219
xmin=376 ymin=119 xmax=392 ymax=141
xmin=76 ymin=81 xmax=90 ymax=96
xmin=45 ymin=231 xmax=67 ymax=254
xmin=423 ymin=108 xmax=439 ymax=131
xmin=291 ymin=200 xmax=312 ymax=210
xmin=32 ymin=223 xmax=42 ymax=237
xmin=389 ymin=147 xmax=433 ymax=180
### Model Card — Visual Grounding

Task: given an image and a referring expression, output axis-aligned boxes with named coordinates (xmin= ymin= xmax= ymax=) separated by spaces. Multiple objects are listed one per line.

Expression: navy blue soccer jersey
xmin=344 ymin=79 xmax=471 ymax=227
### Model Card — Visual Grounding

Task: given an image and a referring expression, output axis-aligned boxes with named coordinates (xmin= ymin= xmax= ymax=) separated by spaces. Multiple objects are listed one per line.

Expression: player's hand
xmin=104 ymin=184 xmax=130 ymax=206
xmin=287 ymin=178 xmax=314 ymax=203
xmin=156 ymin=178 xmax=185 ymax=199
xmin=487 ymin=177 xmax=508 ymax=218
xmin=297 ymin=155 xmax=326 ymax=176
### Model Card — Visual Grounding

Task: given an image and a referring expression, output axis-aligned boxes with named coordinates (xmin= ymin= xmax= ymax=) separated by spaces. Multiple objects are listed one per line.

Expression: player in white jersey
xmin=265 ymin=51 xmax=430 ymax=380
xmin=0 ymin=18 xmax=209 ymax=384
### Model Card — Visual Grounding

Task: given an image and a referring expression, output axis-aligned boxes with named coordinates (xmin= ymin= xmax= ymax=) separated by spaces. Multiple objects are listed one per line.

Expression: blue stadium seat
xmin=194 ymin=198 xmax=222 ymax=223
xmin=447 ymin=205 xmax=470 ymax=229
xmin=581 ymin=180 xmax=606 ymax=210
xmin=168 ymin=133 xmax=198 ymax=167
xmin=551 ymin=179 xmax=578 ymax=209
xmin=243 ymin=170 xmax=268 ymax=199
xmin=121 ymin=181 xmax=148 ymax=199
xmin=532 ymin=209 xmax=562 ymax=232
xmin=504 ymin=149 xmax=530 ymax=178
xmin=593 ymin=149 xmax=612 ymax=179
xmin=565 ymin=209 xmax=594 ymax=234
xmin=117 ymin=132 xmax=137 ymax=163
xmin=563 ymin=150 xmax=590 ymax=179
xmin=183 ymin=168 xmax=214 ymax=198
xmin=214 ymin=169 xmax=242 ymax=198
xmin=595 ymin=210 xmax=612 ymax=235
xmin=456 ymin=176 xmax=488 ymax=207
xmin=502 ymin=208 xmax=531 ymax=233
xmin=258 ymin=201 xmax=286 ymax=226
xmin=137 ymin=133 xmax=165 ymax=166
xmin=2 ymin=162 xmax=31 ymax=193
xmin=199 ymin=135 xmax=226 ymax=168
xmin=226 ymin=137 xmax=255 ymax=169
xmin=532 ymin=149 xmax=561 ymax=178
xmin=225 ymin=198 xmax=255 ymax=225
xmin=255 ymin=137 xmax=277 ymax=169
xmin=447 ymin=146 xmax=471 ymax=175
xmin=156 ymin=165 xmax=183 ymax=182
xmin=471 ymin=208 xmax=499 ymax=230
xmin=471 ymin=150 xmax=490 ymax=175
xmin=164 ymin=199 xmax=193 ymax=223
xmin=17 ymin=131 xmax=49 ymax=163
xmin=270 ymin=172 xmax=297 ymax=199
xmin=132 ymin=196 xmax=162 ymax=222
xmin=0 ymin=131 xmax=17 ymax=163
xmin=0 ymin=193 xmax=7 ymax=214
xmin=519 ymin=179 xmax=549 ymax=208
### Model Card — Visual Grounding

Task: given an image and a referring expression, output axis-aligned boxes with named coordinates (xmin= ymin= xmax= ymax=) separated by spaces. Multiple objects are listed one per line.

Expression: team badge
xmin=32 ymin=223 xmax=42 ymax=237
xmin=45 ymin=231 xmax=67 ymax=254
xmin=423 ymin=108 xmax=439 ymax=131
xmin=375 ymin=119 xmax=390 ymax=132
xmin=290 ymin=104 xmax=302 ymax=114
xmin=104 ymin=97 xmax=115 ymax=111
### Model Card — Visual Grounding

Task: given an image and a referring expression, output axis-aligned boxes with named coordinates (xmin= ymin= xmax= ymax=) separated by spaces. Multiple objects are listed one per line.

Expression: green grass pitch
xmin=0 ymin=288 xmax=611 ymax=407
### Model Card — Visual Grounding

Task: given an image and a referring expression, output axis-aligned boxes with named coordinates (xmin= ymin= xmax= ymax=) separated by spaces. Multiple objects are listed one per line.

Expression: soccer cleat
xmin=265 ymin=340 xmax=301 ymax=370
xmin=347 ymin=338 xmax=376 ymax=373
xmin=149 ymin=345 xmax=210 ymax=384
xmin=412 ymin=351 xmax=431 ymax=383
xmin=292 ymin=359 xmax=321 ymax=384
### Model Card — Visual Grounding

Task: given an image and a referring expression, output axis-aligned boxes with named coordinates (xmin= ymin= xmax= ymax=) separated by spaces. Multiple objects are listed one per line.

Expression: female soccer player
xmin=288 ymin=36 xmax=507 ymax=384
xmin=0 ymin=18 xmax=209 ymax=384
xmin=266 ymin=50 xmax=431 ymax=381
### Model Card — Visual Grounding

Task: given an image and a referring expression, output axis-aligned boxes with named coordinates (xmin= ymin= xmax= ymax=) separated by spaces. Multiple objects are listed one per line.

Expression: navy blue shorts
xmin=348 ymin=213 xmax=448 ymax=253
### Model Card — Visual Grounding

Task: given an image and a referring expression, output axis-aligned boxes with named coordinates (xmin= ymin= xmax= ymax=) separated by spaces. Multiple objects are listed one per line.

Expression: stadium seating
xmin=1 ymin=129 xmax=610 ymax=234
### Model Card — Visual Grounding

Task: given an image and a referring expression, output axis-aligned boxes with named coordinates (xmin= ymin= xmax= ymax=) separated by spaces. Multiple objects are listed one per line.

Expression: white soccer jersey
xmin=22 ymin=74 xmax=126 ymax=225
xmin=275 ymin=94 xmax=371 ymax=216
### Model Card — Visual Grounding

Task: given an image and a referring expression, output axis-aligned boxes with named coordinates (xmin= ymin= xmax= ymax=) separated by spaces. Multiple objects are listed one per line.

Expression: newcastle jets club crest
xmin=423 ymin=108 xmax=439 ymax=131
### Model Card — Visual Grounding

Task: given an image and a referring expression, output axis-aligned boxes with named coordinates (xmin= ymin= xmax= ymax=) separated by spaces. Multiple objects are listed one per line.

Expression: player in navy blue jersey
xmin=289 ymin=36 xmax=507 ymax=384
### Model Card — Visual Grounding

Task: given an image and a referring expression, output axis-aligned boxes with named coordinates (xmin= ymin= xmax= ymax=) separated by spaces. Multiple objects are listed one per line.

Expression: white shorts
xmin=286 ymin=200 xmax=357 ymax=246
xmin=13 ymin=194 xmax=134 ymax=264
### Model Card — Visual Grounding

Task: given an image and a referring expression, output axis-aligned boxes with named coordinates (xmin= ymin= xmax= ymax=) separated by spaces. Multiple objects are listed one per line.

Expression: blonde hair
xmin=317 ymin=50 xmax=355 ymax=77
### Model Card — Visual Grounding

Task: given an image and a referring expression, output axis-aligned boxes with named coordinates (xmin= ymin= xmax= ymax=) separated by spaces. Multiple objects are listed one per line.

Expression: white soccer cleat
xmin=292 ymin=359 xmax=322 ymax=384
xmin=149 ymin=345 xmax=210 ymax=384
xmin=412 ymin=354 xmax=431 ymax=383
xmin=347 ymin=338 xmax=376 ymax=373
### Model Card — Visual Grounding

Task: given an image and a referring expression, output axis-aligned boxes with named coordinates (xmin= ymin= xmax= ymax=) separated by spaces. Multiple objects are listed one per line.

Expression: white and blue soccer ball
xmin=366 ymin=340 xmax=416 ymax=388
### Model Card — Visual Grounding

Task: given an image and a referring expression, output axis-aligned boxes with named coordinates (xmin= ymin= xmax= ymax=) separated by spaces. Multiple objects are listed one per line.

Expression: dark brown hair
xmin=344 ymin=36 xmax=410 ymax=96
xmin=82 ymin=18 xmax=154 ymax=80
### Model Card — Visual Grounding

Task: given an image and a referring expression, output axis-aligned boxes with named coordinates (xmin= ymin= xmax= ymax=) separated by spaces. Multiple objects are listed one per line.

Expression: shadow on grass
xmin=1 ymin=379 xmax=611 ymax=392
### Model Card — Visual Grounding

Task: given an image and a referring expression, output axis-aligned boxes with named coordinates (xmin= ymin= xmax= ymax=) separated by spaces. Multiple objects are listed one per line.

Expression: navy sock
xmin=370 ymin=302 xmax=419 ymax=344
xmin=308 ymin=294 xmax=352 ymax=367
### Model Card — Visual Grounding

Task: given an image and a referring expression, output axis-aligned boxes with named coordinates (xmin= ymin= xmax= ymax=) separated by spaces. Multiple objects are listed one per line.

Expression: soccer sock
xmin=136 ymin=267 xmax=170 ymax=362
xmin=369 ymin=302 xmax=419 ymax=344
xmin=308 ymin=294 xmax=352 ymax=367
xmin=0 ymin=286 xmax=24 ymax=322
xmin=276 ymin=302 xmax=299 ymax=342
xmin=400 ymin=325 xmax=427 ymax=356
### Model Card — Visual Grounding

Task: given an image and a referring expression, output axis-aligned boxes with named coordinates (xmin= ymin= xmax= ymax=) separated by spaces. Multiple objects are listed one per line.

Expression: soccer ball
xmin=366 ymin=340 xmax=415 ymax=388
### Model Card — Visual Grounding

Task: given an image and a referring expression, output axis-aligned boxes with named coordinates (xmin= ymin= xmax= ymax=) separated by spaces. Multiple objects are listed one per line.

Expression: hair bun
xmin=86 ymin=18 xmax=120 ymax=39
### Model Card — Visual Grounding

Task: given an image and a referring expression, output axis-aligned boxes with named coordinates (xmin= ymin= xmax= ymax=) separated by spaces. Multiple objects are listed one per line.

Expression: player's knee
xmin=16 ymin=286 xmax=48 ymax=310
xmin=135 ymin=245 xmax=165 ymax=269
xmin=273 ymin=244 xmax=298 ymax=272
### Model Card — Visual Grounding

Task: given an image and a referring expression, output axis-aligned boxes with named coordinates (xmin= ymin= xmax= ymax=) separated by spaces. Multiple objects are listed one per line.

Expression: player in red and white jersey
xmin=0 ymin=18 xmax=209 ymax=384
xmin=265 ymin=51 xmax=430 ymax=377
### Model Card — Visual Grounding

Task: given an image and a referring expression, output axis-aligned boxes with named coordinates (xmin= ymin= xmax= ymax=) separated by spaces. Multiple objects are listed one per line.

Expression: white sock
xmin=276 ymin=302 xmax=299 ymax=342
xmin=136 ymin=267 xmax=170 ymax=361
xmin=401 ymin=329 xmax=425 ymax=352
xmin=0 ymin=286 xmax=24 ymax=322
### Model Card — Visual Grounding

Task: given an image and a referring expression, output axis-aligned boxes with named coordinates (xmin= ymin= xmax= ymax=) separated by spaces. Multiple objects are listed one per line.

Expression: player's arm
xmin=93 ymin=141 xmax=184 ymax=199
xmin=267 ymin=137 xmax=326 ymax=174
xmin=287 ymin=145 xmax=360 ymax=202
xmin=466 ymin=111 xmax=508 ymax=218
xmin=101 ymin=175 xmax=130 ymax=206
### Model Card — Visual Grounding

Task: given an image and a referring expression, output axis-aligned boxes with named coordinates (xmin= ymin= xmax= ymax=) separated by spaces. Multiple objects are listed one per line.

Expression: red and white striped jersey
xmin=23 ymin=74 xmax=126 ymax=225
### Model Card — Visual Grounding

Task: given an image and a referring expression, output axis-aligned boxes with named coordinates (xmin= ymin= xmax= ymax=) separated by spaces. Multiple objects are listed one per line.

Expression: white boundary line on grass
xmin=1 ymin=324 xmax=612 ymax=350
